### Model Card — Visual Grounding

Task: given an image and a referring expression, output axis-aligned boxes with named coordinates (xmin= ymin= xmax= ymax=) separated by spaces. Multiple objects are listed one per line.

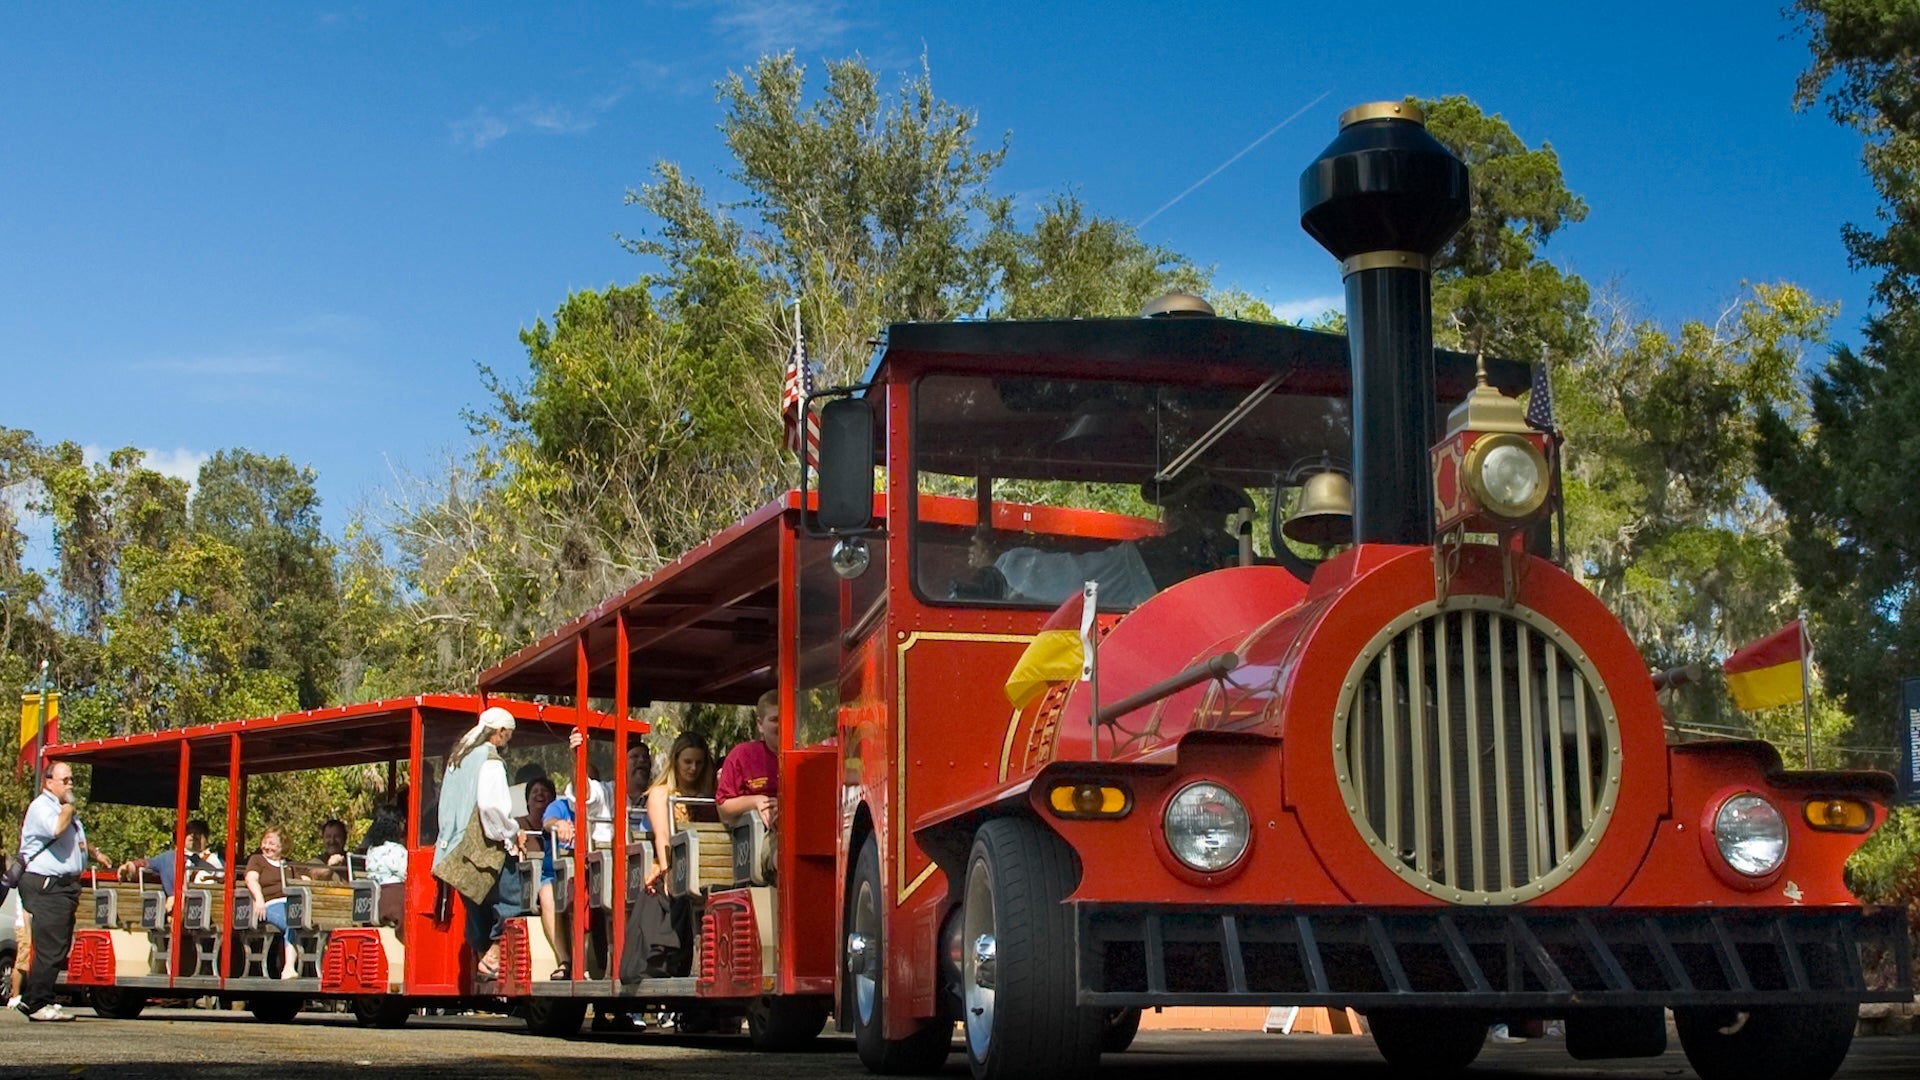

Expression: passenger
xmin=245 ymin=827 xmax=299 ymax=980
xmin=619 ymin=732 xmax=714 ymax=981
xmin=315 ymin=818 xmax=349 ymax=880
xmin=965 ymin=478 xmax=1246 ymax=606
xmin=431 ymin=706 xmax=523 ymax=982
xmin=116 ymin=818 xmax=223 ymax=900
xmin=544 ymin=762 xmax=616 ymax=978
xmin=361 ymin=804 xmax=409 ymax=886
xmin=359 ymin=804 xmax=409 ymax=930
xmin=625 ymin=749 xmax=655 ymax=856
xmin=513 ymin=776 xmax=566 ymax=975
xmin=717 ymin=691 xmax=780 ymax=830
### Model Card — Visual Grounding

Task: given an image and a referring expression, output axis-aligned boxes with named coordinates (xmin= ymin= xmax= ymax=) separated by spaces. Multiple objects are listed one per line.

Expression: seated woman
xmin=620 ymin=732 xmax=714 ymax=981
xmin=359 ymin=804 xmax=409 ymax=929
xmin=245 ymin=827 xmax=299 ymax=980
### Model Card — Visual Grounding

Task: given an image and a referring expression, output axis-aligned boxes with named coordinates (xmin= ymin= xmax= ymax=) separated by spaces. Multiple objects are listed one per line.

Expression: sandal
xmin=550 ymin=964 xmax=570 ymax=981
xmin=476 ymin=946 xmax=501 ymax=981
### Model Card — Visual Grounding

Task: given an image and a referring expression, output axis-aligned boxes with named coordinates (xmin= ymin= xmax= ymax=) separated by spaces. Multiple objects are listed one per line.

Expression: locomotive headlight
xmin=1713 ymin=793 xmax=1788 ymax=877
xmin=1463 ymin=433 xmax=1549 ymax=520
xmin=1163 ymin=782 xmax=1250 ymax=873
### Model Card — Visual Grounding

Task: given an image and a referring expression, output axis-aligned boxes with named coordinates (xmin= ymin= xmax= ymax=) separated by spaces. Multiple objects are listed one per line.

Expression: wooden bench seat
xmin=669 ymin=821 xmax=735 ymax=897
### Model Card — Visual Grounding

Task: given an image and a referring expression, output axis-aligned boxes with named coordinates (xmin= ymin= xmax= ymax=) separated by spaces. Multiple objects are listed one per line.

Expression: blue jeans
xmin=462 ymin=858 xmax=525 ymax=957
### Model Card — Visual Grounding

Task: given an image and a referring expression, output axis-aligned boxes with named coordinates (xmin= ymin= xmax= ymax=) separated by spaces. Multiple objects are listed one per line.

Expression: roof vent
xmin=1139 ymin=290 xmax=1215 ymax=318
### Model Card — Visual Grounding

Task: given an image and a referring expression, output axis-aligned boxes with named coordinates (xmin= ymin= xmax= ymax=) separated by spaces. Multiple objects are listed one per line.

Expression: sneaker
xmin=26 ymin=1004 xmax=74 ymax=1022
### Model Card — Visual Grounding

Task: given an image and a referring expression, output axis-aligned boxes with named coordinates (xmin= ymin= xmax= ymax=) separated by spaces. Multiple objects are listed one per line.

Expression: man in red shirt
xmin=717 ymin=691 xmax=779 ymax=829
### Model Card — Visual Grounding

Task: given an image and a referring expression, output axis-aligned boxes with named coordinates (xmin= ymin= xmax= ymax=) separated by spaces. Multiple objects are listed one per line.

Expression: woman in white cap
xmin=431 ymin=705 xmax=522 ymax=980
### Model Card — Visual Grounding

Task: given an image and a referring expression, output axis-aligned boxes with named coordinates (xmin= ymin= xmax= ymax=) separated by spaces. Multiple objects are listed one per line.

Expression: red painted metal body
xmin=45 ymin=695 xmax=634 ymax=1006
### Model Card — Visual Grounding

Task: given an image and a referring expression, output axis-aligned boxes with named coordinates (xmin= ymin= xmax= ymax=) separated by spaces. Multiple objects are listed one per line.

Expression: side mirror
xmin=816 ymin=397 xmax=875 ymax=533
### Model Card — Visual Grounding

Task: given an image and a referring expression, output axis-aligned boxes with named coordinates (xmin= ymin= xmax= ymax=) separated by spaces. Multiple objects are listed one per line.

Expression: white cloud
xmin=451 ymin=97 xmax=607 ymax=150
xmin=81 ymin=445 xmax=210 ymax=489
xmin=711 ymin=0 xmax=852 ymax=54
xmin=1268 ymin=294 xmax=1344 ymax=325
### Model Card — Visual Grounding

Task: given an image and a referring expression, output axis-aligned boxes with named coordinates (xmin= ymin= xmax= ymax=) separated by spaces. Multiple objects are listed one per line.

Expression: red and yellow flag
xmin=1724 ymin=621 xmax=1805 ymax=712
xmin=17 ymin=692 xmax=59 ymax=778
xmin=1004 ymin=591 xmax=1090 ymax=708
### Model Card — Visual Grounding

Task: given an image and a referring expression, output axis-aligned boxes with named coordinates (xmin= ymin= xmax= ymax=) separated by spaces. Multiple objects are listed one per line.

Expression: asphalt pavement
xmin=0 ymin=1008 xmax=1913 ymax=1080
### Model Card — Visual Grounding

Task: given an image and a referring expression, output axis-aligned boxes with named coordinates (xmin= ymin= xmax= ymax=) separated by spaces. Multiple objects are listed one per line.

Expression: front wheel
xmin=847 ymin=835 xmax=950 ymax=1074
xmin=523 ymin=997 xmax=589 ymax=1038
xmin=748 ymin=996 xmax=831 ymax=1050
xmin=351 ymin=995 xmax=412 ymax=1028
xmin=961 ymin=818 xmax=1103 ymax=1080
xmin=1675 ymin=1004 xmax=1857 ymax=1080
xmin=1368 ymin=1009 xmax=1487 ymax=1076
xmin=249 ymin=995 xmax=302 ymax=1023
xmin=90 ymin=986 xmax=148 ymax=1020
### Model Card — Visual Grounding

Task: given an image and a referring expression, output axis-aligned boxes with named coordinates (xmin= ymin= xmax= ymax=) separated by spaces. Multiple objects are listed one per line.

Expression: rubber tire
xmin=90 ymin=986 xmax=148 ymax=1020
xmin=524 ymin=997 xmax=589 ymax=1038
xmin=962 ymin=818 xmax=1104 ymax=1080
xmin=847 ymin=835 xmax=951 ymax=1074
xmin=249 ymin=995 xmax=302 ymax=1023
xmin=1101 ymin=1007 xmax=1143 ymax=1053
xmin=1369 ymin=1009 xmax=1487 ymax=1076
xmin=1675 ymin=1004 xmax=1857 ymax=1080
xmin=748 ymin=996 xmax=831 ymax=1050
xmin=351 ymin=995 xmax=412 ymax=1029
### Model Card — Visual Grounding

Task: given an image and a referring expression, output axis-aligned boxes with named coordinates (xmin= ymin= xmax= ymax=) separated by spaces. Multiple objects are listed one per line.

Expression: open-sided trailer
xmin=49 ymin=694 xmax=633 ymax=1026
xmin=476 ymin=490 xmax=840 ymax=1045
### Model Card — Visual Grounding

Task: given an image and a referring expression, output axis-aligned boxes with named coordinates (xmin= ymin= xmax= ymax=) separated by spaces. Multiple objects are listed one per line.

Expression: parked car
xmin=1 ymin=884 xmax=17 ymax=1000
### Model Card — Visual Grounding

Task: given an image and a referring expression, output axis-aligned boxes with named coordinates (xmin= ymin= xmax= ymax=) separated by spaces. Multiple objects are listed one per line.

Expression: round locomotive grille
xmin=1333 ymin=598 xmax=1622 ymax=904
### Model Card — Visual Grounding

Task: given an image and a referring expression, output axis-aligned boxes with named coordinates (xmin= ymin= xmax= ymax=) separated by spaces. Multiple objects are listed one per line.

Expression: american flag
xmin=782 ymin=316 xmax=819 ymax=464
xmin=1525 ymin=354 xmax=1557 ymax=434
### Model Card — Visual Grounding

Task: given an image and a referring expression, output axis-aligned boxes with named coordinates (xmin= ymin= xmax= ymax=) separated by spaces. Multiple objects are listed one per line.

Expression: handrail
xmin=1092 ymin=651 xmax=1240 ymax=726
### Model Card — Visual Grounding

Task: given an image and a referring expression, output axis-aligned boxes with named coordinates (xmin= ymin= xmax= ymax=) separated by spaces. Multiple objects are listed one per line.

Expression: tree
xmin=1568 ymin=285 xmax=1838 ymax=738
xmin=986 ymin=192 xmax=1205 ymax=319
xmin=191 ymin=450 xmax=339 ymax=709
xmin=1792 ymin=0 xmax=1920 ymax=305
xmin=1756 ymin=2 xmax=1920 ymax=756
xmin=1419 ymin=95 xmax=1593 ymax=363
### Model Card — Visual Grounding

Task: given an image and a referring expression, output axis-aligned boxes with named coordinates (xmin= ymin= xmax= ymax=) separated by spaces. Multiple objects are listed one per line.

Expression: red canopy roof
xmin=46 ymin=694 xmax=621 ymax=778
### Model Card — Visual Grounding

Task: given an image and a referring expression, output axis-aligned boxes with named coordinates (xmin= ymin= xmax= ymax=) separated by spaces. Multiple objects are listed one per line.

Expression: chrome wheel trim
xmin=962 ymin=855 xmax=997 ymax=1060
xmin=851 ymin=876 xmax=879 ymax=1024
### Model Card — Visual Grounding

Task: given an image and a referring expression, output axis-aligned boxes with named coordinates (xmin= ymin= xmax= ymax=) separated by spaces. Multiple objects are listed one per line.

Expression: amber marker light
xmin=1803 ymin=797 xmax=1873 ymax=833
xmin=1048 ymin=783 xmax=1130 ymax=818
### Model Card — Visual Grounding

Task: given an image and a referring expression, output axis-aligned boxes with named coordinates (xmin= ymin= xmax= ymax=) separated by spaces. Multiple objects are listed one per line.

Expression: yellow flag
xmin=19 ymin=692 xmax=58 ymax=751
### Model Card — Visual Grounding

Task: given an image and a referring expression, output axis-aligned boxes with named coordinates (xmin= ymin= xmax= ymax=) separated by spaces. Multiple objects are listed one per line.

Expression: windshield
xmin=912 ymin=372 xmax=1350 ymax=609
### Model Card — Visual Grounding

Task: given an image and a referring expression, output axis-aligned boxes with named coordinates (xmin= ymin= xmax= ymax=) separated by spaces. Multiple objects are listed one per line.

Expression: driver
xmin=966 ymin=477 xmax=1246 ymax=606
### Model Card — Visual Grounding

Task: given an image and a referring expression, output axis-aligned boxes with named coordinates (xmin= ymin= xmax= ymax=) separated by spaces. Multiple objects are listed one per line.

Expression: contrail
xmin=1137 ymin=90 xmax=1332 ymax=229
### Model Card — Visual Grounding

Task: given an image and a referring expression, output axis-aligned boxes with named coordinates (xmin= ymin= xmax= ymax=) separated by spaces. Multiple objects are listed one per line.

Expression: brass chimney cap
xmin=1338 ymin=100 xmax=1425 ymax=128
xmin=1139 ymin=290 xmax=1216 ymax=318
xmin=1445 ymin=355 xmax=1531 ymax=435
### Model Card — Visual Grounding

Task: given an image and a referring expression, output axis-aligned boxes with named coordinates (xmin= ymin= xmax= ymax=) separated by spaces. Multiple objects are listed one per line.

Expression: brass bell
xmin=1283 ymin=470 xmax=1354 ymax=547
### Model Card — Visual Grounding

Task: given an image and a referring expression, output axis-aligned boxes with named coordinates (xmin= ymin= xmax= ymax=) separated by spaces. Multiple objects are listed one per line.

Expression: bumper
xmin=1077 ymin=903 xmax=1912 ymax=1010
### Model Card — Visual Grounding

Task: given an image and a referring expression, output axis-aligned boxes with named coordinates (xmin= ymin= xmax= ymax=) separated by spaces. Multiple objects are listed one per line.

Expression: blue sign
xmin=1899 ymin=677 xmax=1920 ymax=805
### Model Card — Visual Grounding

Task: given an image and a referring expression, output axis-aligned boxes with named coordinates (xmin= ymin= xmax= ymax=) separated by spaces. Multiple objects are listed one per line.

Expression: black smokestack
xmin=1299 ymin=101 xmax=1470 ymax=545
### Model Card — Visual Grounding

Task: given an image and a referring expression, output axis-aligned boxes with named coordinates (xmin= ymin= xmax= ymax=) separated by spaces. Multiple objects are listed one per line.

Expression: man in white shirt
xmin=16 ymin=763 xmax=90 ymax=1021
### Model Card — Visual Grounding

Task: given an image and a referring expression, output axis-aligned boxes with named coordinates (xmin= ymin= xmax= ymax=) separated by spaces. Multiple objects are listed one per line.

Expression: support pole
xmin=611 ymin=612 xmax=630 ymax=981
xmin=571 ymin=634 xmax=590 ymax=982
xmin=220 ymin=733 xmax=242 ymax=983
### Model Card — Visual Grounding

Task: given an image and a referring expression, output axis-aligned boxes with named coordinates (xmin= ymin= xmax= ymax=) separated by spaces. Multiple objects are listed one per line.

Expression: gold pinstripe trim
xmin=895 ymin=631 xmax=1033 ymax=904
xmin=997 ymin=705 xmax=1025 ymax=784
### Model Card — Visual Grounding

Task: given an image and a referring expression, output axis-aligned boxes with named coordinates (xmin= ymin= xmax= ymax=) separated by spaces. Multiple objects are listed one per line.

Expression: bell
xmin=1283 ymin=470 xmax=1354 ymax=547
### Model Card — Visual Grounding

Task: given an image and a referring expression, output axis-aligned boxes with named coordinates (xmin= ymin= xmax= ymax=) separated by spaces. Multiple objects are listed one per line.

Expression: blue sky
xmin=0 ymin=2 xmax=1877 ymax=538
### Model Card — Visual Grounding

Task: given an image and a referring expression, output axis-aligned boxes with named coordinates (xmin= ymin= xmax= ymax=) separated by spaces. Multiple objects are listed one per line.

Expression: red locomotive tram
xmin=43 ymin=100 xmax=1910 ymax=1080
xmin=787 ymin=100 xmax=1911 ymax=1080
